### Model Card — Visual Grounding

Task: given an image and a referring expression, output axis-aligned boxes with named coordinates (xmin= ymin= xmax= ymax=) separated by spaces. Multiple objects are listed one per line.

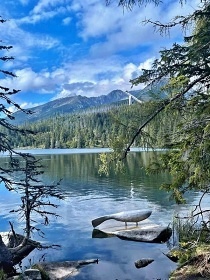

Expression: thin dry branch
xmin=106 ymin=0 xmax=160 ymax=9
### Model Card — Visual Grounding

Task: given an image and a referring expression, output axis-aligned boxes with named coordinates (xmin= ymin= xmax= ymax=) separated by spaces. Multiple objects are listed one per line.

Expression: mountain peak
xmin=12 ymin=89 xmax=127 ymax=125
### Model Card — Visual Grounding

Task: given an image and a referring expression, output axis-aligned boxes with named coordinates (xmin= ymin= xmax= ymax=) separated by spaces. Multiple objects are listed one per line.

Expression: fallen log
xmin=0 ymin=232 xmax=40 ymax=265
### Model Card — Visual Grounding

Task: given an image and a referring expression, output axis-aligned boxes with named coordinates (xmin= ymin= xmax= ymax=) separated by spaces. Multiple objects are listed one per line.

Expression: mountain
xmin=12 ymin=80 xmax=167 ymax=125
xmin=12 ymin=90 xmax=129 ymax=125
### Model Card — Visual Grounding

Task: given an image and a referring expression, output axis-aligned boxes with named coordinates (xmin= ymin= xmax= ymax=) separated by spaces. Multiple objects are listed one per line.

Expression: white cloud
xmin=7 ymin=101 xmax=44 ymax=112
xmin=0 ymin=53 xmax=160 ymax=105
xmin=1 ymin=19 xmax=59 ymax=52
xmin=75 ymin=0 xmax=199 ymax=57
xmin=138 ymin=57 xmax=154 ymax=71
xmin=32 ymin=0 xmax=66 ymax=14
xmin=1 ymin=54 xmax=150 ymax=100
xmin=52 ymin=57 xmax=149 ymax=99
xmin=20 ymin=101 xmax=44 ymax=109
xmin=18 ymin=0 xmax=30 ymax=5
xmin=11 ymin=0 xmax=73 ymax=26
xmin=21 ymin=0 xmax=72 ymax=24
xmin=19 ymin=10 xmax=58 ymax=24
xmin=78 ymin=3 xmax=123 ymax=39
xmin=0 ymin=68 xmax=58 ymax=93
xmin=0 ymin=19 xmax=61 ymax=76
xmin=122 ymin=63 xmax=139 ymax=81
xmin=62 ymin=17 xmax=72 ymax=25
xmin=0 ymin=0 xmax=201 ymax=108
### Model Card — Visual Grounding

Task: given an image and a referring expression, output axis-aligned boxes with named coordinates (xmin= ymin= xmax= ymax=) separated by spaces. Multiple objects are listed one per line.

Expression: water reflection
xmin=35 ymin=151 xmax=197 ymax=209
xmin=0 ymin=150 xmax=201 ymax=279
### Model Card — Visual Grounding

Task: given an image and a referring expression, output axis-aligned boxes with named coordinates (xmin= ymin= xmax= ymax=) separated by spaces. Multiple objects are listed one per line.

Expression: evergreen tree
xmin=0 ymin=17 xmax=33 ymax=193
xmin=125 ymin=1 xmax=210 ymax=202
xmin=105 ymin=0 xmax=210 ymax=233
xmin=0 ymin=18 xmax=65 ymax=274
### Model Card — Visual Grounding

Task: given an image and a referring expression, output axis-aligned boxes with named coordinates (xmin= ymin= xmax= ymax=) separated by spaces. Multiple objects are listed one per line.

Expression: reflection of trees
xmin=31 ymin=152 xmax=197 ymax=208
xmin=39 ymin=153 xmax=100 ymax=181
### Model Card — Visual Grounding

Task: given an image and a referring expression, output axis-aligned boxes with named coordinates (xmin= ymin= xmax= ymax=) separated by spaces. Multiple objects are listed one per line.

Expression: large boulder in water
xmin=92 ymin=222 xmax=172 ymax=243
xmin=115 ymin=226 xmax=172 ymax=243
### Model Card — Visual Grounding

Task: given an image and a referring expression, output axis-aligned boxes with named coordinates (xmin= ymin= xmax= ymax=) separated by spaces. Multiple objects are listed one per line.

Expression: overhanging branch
xmin=122 ymin=73 xmax=209 ymax=159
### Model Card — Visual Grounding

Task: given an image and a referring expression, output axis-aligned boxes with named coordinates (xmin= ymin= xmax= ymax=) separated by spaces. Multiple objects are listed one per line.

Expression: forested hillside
xmin=7 ymin=100 xmax=180 ymax=149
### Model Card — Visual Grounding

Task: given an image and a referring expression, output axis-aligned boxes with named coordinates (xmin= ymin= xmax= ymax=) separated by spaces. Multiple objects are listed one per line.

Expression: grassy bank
xmin=169 ymin=214 xmax=210 ymax=280
xmin=170 ymin=245 xmax=210 ymax=280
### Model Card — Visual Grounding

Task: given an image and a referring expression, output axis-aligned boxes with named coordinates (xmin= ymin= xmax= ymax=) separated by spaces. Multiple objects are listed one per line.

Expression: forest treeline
xmin=6 ymin=100 xmax=180 ymax=149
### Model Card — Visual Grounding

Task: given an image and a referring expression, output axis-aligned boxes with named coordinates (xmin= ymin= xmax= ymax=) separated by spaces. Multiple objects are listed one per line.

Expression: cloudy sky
xmin=0 ymin=0 xmax=199 ymax=109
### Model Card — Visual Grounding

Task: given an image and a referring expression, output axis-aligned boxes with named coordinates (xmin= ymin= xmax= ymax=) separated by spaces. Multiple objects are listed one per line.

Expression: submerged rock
xmin=135 ymin=258 xmax=154 ymax=268
xmin=35 ymin=259 xmax=99 ymax=280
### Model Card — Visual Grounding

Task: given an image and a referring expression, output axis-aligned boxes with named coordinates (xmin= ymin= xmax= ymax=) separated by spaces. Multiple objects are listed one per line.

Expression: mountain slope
xmin=12 ymin=80 xmax=167 ymax=125
xmin=13 ymin=90 xmax=128 ymax=124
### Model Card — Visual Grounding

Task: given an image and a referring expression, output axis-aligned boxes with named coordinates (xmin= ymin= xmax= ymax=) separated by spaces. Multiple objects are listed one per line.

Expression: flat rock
xmin=92 ymin=220 xmax=172 ymax=243
xmin=115 ymin=226 xmax=172 ymax=243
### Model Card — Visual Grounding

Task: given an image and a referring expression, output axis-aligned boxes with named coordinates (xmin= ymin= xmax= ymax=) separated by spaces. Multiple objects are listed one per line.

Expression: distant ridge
xmin=12 ymin=80 xmax=167 ymax=125
xmin=13 ymin=90 xmax=129 ymax=125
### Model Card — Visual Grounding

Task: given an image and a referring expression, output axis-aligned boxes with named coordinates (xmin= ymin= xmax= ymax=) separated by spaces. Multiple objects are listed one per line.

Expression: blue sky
xmin=0 ymin=0 xmax=199 ymax=110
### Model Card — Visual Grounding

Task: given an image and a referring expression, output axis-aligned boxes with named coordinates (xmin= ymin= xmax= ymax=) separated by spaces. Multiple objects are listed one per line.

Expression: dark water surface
xmin=0 ymin=149 xmax=202 ymax=279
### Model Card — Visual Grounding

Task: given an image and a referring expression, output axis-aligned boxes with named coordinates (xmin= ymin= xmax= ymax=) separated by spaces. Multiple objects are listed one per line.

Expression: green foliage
xmin=171 ymin=213 xmax=210 ymax=264
xmin=98 ymin=135 xmax=128 ymax=175
xmin=0 ymin=270 xmax=6 ymax=280
xmin=102 ymin=1 xmax=210 ymax=252
xmin=125 ymin=1 xmax=210 ymax=205
xmin=32 ymin=265 xmax=50 ymax=280
xmin=5 ymin=101 xmax=180 ymax=150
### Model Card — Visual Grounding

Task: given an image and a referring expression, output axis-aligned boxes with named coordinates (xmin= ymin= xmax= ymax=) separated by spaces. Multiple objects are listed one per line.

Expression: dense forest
xmin=6 ymin=100 xmax=180 ymax=149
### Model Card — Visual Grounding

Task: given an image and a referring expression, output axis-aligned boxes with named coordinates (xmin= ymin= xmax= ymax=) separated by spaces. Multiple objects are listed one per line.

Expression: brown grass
xmin=170 ymin=253 xmax=210 ymax=280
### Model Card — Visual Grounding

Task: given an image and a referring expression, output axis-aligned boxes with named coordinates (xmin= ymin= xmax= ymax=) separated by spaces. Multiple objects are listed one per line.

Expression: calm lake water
xmin=0 ymin=149 xmax=203 ymax=279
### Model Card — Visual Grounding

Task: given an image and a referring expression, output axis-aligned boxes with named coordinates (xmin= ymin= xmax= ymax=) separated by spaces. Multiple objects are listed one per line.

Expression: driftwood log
xmin=0 ymin=232 xmax=40 ymax=270
xmin=0 ymin=235 xmax=14 ymax=274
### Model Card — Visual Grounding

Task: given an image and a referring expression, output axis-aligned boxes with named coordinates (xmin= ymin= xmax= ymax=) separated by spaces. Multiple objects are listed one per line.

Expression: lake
xmin=0 ymin=149 xmax=202 ymax=279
